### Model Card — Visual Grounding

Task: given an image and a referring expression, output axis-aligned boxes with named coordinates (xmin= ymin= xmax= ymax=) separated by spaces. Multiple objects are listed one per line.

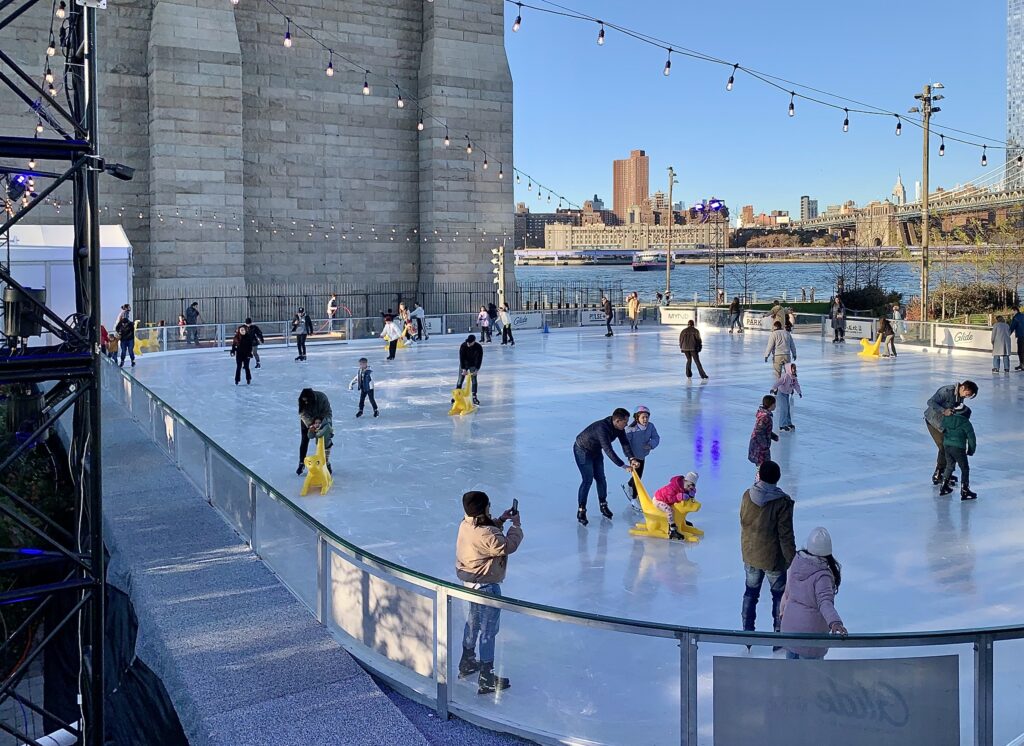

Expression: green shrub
xmin=838 ymin=285 xmax=902 ymax=317
xmin=935 ymin=282 xmax=1020 ymax=315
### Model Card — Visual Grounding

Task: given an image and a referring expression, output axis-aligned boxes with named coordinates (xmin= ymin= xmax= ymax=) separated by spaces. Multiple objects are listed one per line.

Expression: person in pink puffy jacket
xmin=653 ymin=471 xmax=698 ymax=541
xmin=780 ymin=526 xmax=848 ymax=659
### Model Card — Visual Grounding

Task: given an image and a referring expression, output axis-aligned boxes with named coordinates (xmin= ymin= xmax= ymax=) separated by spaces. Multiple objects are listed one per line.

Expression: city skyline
xmin=507 ymin=0 xmax=1007 ymax=218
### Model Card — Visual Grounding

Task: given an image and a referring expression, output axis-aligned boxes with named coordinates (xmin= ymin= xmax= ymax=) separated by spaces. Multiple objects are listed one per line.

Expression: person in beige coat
xmin=455 ymin=490 xmax=524 ymax=694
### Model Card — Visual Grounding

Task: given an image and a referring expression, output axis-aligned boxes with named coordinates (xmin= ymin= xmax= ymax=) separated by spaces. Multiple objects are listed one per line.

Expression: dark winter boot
xmin=599 ymin=501 xmax=613 ymax=519
xmin=477 ymin=663 xmax=510 ymax=695
xmin=931 ymin=467 xmax=943 ymax=485
xmin=938 ymin=479 xmax=954 ymax=496
xmin=668 ymin=524 xmax=685 ymax=541
xmin=296 ymin=463 xmax=305 ymax=476
xmin=458 ymin=647 xmax=481 ymax=678
xmin=961 ymin=485 xmax=978 ymax=501
xmin=577 ymin=508 xmax=588 ymax=526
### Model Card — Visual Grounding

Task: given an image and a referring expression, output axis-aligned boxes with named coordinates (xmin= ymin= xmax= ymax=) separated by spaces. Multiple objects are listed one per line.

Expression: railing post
xmin=346 ymin=318 xmax=352 ymax=341
xmin=318 ymin=537 xmax=331 ymax=626
xmin=435 ymin=587 xmax=451 ymax=719
xmin=975 ymin=633 xmax=994 ymax=746
xmin=679 ymin=631 xmax=698 ymax=745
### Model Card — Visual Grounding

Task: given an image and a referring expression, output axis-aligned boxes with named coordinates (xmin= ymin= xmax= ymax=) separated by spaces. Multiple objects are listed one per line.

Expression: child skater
xmin=348 ymin=357 xmax=379 ymax=418
xmin=939 ymin=403 xmax=977 ymax=500
xmin=748 ymin=395 xmax=779 ymax=477
xmin=771 ymin=362 xmax=803 ymax=432
xmin=623 ymin=405 xmax=660 ymax=511
xmin=653 ymin=471 xmax=699 ymax=541
xmin=477 ymin=306 xmax=492 ymax=343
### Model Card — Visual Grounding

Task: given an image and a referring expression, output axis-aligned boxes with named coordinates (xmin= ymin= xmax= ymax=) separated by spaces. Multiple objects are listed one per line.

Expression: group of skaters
xmin=475 ymin=302 xmax=515 ymax=346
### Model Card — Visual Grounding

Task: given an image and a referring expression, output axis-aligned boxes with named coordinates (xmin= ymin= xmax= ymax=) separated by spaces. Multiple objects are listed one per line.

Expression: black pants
xmin=456 ymin=370 xmax=478 ymax=396
xmin=605 ymin=315 xmax=613 ymax=335
xmin=481 ymin=326 xmax=492 ymax=342
xmin=234 ymin=356 xmax=251 ymax=384
xmin=625 ymin=458 xmax=646 ymax=499
xmin=358 ymin=389 xmax=378 ymax=413
xmin=684 ymin=350 xmax=707 ymax=378
xmin=415 ymin=317 xmax=425 ymax=340
xmin=501 ymin=325 xmax=514 ymax=345
xmin=942 ymin=445 xmax=970 ymax=487
xmin=296 ymin=333 xmax=307 ymax=358
xmin=1018 ymin=338 xmax=1024 ymax=368
xmin=299 ymin=423 xmax=333 ymax=462
xmin=251 ymin=343 xmax=260 ymax=364
xmin=927 ymin=422 xmax=946 ymax=472
xmin=387 ymin=339 xmax=398 ymax=359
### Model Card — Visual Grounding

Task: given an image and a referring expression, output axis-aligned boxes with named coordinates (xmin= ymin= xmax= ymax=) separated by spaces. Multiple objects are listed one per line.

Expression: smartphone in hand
xmin=511 ymin=498 xmax=519 ymax=516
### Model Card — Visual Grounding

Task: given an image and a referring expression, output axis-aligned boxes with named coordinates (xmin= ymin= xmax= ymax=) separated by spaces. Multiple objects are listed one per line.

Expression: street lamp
xmin=911 ymin=82 xmax=943 ymax=320
xmin=491 ymin=243 xmax=506 ymax=308
xmin=665 ymin=166 xmax=677 ymax=297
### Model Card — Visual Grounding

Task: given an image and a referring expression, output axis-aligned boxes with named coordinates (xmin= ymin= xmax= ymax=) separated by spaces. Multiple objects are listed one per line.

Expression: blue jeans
xmin=786 ymin=651 xmax=802 ymax=660
xmin=993 ymin=355 xmax=1010 ymax=370
xmin=119 ymin=338 xmax=135 ymax=365
xmin=742 ymin=564 xmax=786 ymax=631
xmin=574 ymin=444 xmax=607 ymax=509
xmin=463 ymin=583 xmax=502 ymax=663
xmin=776 ymin=392 xmax=792 ymax=428
xmin=729 ymin=312 xmax=741 ymax=331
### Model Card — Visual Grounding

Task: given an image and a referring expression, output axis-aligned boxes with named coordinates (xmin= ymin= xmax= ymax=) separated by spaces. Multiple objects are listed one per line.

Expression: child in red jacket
xmin=653 ymin=471 xmax=698 ymax=541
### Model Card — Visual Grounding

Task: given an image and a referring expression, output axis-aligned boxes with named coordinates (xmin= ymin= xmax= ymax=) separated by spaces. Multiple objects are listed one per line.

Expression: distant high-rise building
xmin=591 ymin=194 xmax=606 ymax=211
xmin=892 ymin=174 xmax=906 ymax=206
xmin=740 ymin=205 xmax=754 ymax=227
xmin=915 ymin=181 xmax=922 ymax=202
xmin=1009 ymin=0 xmax=1024 ymax=188
xmin=613 ymin=149 xmax=650 ymax=222
xmin=799 ymin=195 xmax=818 ymax=221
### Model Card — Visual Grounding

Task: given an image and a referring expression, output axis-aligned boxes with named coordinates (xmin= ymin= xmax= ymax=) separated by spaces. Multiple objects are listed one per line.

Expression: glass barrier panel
xmin=695 ymin=639 xmax=975 ymax=746
xmin=349 ymin=317 xmax=381 ymax=340
xmin=175 ymin=421 xmax=208 ymax=494
xmin=129 ymin=379 xmax=151 ymax=423
xmin=150 ymin=402 xmax=176 ymax=458
xmin=448 ymin=597 xmax=681 ymax=745
xmin=898 ymin=320 xmax=932 ymax=346
xmin=176 ymin=323 xmax=221 ymax=349
xmin=321 ymin=542 xmax=435 ymax=698
xmin=994 ymin=637 xmax=1024 ymax=745
xmin=253 ymin=321 xmax=289 ymax=347
xmin=208 ymin=449 xmax=253 ymax=541
xmin=252 ymin=488 xmax=318 ymax=614
xmin=163 ymin=324 xmax=194 ymax=352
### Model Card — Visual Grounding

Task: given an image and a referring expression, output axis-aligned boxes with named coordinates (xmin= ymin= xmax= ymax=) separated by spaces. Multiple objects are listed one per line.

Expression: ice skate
xmin=356 ymin=410 xmax=363 ymax=417
xmin=472 ymin=396 xmax=480 ymax=406
xmin=577 ymin=508 xmax=588 ymax=526
xmin=621 ymin=483 xmax=640 ymax=512
xmin=598 ymin=501 xmax=613 ymax=519
xmin=458 ymin=648 xmax=481 ymax=678
xmin=960 ymin=485 xmax=978 ymax=501
xmin=938 ymin=480 xmax=954 ymax=496
xmin=667 ymin=525 xmax=685 ymax=541
xmin=254 ymin=362 xmax=261 ymax=368
xmin=373 ymin=410 xmax=380 ymax=417
xmin=477 ymin=664 xmax=510 ymax=695
xmin=931 ymin=468 xmax=943 ymax=485
xmin=295 ymin=463 xmax=305 ymax=476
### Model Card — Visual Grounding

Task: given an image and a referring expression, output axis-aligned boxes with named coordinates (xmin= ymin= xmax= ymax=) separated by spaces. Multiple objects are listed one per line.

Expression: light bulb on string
xmin=498 ymin=164 xmax=504 ymax=179
xmin=48 ymin=83 xmax=56 ymax=97
xmin=325 ymin=50 xmax=334 ymax=77
xmin=55 ymin=1 xmax=65 ymax=19
xmin=527 ymin=180 xmax=532 ymax=191
xmin=842 ymin=108 xmax=849 ymax=132
xmin=417 ymin=113 xmax=424 ymax=131
xmin=45 ymin=67 xmax=54 ymax=84
xmin=395 ymin=85 xmax=404 ymax=108
xmin=1018 ymin=154 xmax=1023 ymax=167
xmin=443 ymin=128 xmax=450 ymax=147
xmin=894 ymin=115 xmax=901 ymax=136
xmin=362 ymin=72 xmax=370 ymax=95
xmin=483 ymin=158 xmax=488 ymax=170
xmin=596 ymin=22 xmax=605 ymax=45
xmin=726 ymin=63 xmax=738 ymax=91
xmin=28 ymin=157 xmax=35 ymax=169
xmin=46 ymin=35 xmax=56 ymax=57
xmin=283 ymin=19 xmax=292 ymax=48
xmin=939 ymin=135 xmax=945 ymax=157
xmin=981 ymin=146 xmax=987 ymax=167
xmin=512 ymin=3 xmax=521 ymax=32
xmin=515 ymin=172 xmax=520 ymax=184
xmin=663 ymin=48 xmax=672 ymax=76
xmin=35 ymin=119 xmax=43 ymax=134
xmin=788 ymin=92 xmax=795 ymax=117
xmin=466 ymin=137 xmax=472 ymax=154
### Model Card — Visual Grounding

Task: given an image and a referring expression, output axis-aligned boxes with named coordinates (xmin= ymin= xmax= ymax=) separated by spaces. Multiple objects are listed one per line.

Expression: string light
xmin=788 ymin=92 xmax=795 ymax=117
xmin=417 ymin=112 xmax=424 ymax=131
xmin=362 ymin=72 xmax=370 ymax=95
xmin=842 ymin=108 xmax=849 ymax=132
xmin=894 ymin=115 xmax=902 ymax=136
xmin=981 ymin=145 xmax=987 ymax=167
xmin=48 ymin=82 xmax=56 ymax=97
xmin=325 ymin=50 xmax=334 ymax=77
xmin=395 ymin=85 xmax=404 ymax=108
xmin=443 ymin=128 xmax=450 ymax=147
xmin=55 ymin=0 xmax=65 ymax=18
xmin=726 ymin=63 xmax=737 ymax=91
xmin=283 ymin=19 xmax=292 ymax=48
xmin=466 ymin=136 xmax=472 ymax=154
xmin=512 ymin=3 xmax=522 ymax=32
xmin=28 ymin=158 xmax=35 ymax=169
xmin=46 ymin=35 xmax=56 ymax=57
xmin=515 ymin=172 xmax=520 ymax=184
xmin=527 ymin=180 xmax=532 ymax=191
xmin=44 ymin=67 xmax=53 ymax=84
xmin=483 ymin=158 xmax=488 ymax=169
xmin=231 ymin=0 xmax=238 ymax=5
xmin=596 ymin=21 xmax=605 ymax=45
xmin=663 ymin=48 xmax=672 ymax=76
xmin=35 ymin=119 xmax=43 ymax=134
xmin=939 ymin=135 xmax=945 ymax=157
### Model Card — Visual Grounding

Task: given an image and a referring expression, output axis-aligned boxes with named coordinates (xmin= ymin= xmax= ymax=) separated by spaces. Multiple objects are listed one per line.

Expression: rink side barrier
xmin=102 ymin=360 xmax=1024 ymax=746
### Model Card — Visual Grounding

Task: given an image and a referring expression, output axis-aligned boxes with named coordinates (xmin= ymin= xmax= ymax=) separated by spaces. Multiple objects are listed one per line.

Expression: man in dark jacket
xmin=602 ymin=295 xmax=614 ymax=337
xmin=456 ymin=335 xmax=483 ymax=406
xmin=291 ymin=307 xmax=313 ymax=361
xmin=728 ymin=297 xmax=743 ymax=333
xmin=739 ymin=460 xmax=795 ymax=633
xmin=1009 ymin=305 xmax=1024 ymax=370
xmin=245 ymin=317 xmax=265 ymax=368
xmin=297 ymin=388 xmax=333 ymax=475
xmin=573 ymin=408 xmax=639 ymax=525
xmin=678 ymin=320 xmax=708 ymax=380
xmin=924 ymin=380 xmax=978 ymax=485
xmin=184 ymin=301 xmax=201 ymax=344
xmin=115 ymin=314 xmax=136 ymax=367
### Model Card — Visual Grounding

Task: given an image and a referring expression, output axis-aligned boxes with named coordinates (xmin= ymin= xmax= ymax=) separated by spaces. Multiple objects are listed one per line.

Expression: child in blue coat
xmin=622 ymin=405 xmax=660 ymax=511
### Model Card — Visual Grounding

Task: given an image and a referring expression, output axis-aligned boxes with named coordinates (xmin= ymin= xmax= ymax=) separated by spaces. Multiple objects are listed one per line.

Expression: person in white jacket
xmin=498 ymin=305 xmax=515 ymax=346
xmin=411 ymin=302 xmax=427 ymax=340
xmin=381 ymin=316 xmax=403 ymax=360
xmin=764 ymin=321 xmax=797 ymax=377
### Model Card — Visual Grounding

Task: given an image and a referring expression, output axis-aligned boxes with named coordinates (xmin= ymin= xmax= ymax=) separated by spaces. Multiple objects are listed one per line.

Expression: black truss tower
xmin=0 ymin=0 xmax=105 ymax=743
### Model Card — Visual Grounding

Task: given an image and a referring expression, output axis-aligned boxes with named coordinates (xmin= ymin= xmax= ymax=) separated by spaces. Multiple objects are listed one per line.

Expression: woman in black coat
xmin=230 ymin=325 xmax=254 ymax=385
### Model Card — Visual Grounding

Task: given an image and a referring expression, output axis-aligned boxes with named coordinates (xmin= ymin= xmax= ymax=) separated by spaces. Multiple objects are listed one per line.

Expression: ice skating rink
xmin=127 ymin=324 xmax=1023 ymax=636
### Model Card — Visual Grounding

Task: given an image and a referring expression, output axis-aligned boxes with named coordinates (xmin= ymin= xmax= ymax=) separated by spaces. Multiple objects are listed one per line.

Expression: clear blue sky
xmin=506 ymin=0 xmax=1007 ymax=217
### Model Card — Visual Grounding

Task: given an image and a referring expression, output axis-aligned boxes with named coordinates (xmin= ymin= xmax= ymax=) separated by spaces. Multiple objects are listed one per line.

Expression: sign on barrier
xmin=822 ymin=317 xmax=875 ymax=340
xmin=581 ymin=309 xmax=612 ymax=326
xmin=933 ymin=324 xmax=991 ymax=352
xmin=659 ymin=307 xmax=697 ymax=325
xmin=743 ymin=311 xmax=773 ymax=330
xmin=511 ymin=312 xmax=544 ymax=330
xmin=713 ymin=654 xmax=959 ymax=746
xmin=425 ymin=316 xmax=444 ymax=335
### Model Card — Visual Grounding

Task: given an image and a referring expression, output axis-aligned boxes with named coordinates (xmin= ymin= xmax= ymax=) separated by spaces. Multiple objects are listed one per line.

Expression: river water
xmin=517 ymin=261 xmax=983 ymax=303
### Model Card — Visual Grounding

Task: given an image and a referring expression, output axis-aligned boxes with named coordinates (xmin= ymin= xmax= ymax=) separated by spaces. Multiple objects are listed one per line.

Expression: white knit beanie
xmin=805 ymin=527 xmax=833 ymax=557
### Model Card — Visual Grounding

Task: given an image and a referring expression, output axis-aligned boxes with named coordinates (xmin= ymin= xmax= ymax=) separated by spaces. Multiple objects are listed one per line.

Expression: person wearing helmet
xmin=780 ymin=527 xmax=847 ymax=659
xmin=652 ymin=471 xmax=699 ymax=541
xmin=623 ymin=405 xmax=660 ymax=511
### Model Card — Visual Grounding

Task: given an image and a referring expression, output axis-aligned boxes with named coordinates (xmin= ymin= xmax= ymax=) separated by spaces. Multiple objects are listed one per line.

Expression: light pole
xmin=909 ymin=82 xmax=943 ymax=320
xmin=693 ymin=198 xmax=727 ymax=303
xmin=491 ymin=239 xmax=506 ymax=308
xmin=665 ymin=166 xmax=677 ymax=297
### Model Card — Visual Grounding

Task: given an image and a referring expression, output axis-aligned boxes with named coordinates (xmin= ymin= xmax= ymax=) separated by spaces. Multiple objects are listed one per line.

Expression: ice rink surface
xmin=127 ymin=323 xmax=1024 ymax=636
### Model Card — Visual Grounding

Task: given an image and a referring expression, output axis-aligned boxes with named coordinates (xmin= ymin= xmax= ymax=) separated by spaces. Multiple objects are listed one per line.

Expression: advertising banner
xmin=713 ymin=655 xmax=959 ymax=746
xmin=659 ymin=307 xmax=697 ymax=325
xmin=933 ymin=325 xmax=991 ymax=352
xmin=822 ymin=316 xmax=876 ymax=339
xmin=581 ymin=309 xmax=612 ymax=326
xmin=510 ymin=312 xmax=544 ymax=330
xmin=742 ymin=311 xmax=773 ymax=330
xmin=425 ymin=316 xmax=444 ymax=335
